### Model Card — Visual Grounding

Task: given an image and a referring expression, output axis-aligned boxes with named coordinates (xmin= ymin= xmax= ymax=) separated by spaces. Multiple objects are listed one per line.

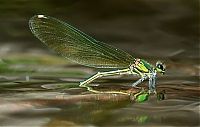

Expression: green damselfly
xmin=29 ymin=15 xmax=166 ymax=95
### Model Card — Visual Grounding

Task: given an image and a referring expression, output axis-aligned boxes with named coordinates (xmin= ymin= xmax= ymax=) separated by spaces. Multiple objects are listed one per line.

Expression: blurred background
xmin=0 ymin=0 xmax=199 ymax=127
xmin=0 ymin=0 xmax=198 ymax=58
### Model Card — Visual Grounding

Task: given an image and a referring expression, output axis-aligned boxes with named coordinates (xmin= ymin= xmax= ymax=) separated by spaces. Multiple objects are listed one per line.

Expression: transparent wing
xmin=29 ymin=15 xmax=135 ymax=68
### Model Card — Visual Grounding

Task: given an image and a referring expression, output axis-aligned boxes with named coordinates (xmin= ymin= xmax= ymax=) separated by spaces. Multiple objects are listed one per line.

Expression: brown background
xmin=0 ymin=0 xmax=199 ymax=59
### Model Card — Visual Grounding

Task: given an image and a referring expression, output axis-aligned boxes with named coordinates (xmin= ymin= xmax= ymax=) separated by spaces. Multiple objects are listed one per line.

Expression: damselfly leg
xmin=131 ymin=75 xmax=148 ymax=88
xmin=148 ymin=72 xmax=157 ymax=94
xmin=79 ymin=68 xmax=131 ymax=95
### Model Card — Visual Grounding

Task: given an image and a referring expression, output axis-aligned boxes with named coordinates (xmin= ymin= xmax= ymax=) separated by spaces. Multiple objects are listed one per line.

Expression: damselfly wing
xmin=29 ymin=15 xmax=135 ymax=69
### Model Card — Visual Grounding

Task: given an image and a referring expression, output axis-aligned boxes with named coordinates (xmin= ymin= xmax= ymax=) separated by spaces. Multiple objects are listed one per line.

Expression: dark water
xmin=0 ymin=0 xmax=199 ymax=127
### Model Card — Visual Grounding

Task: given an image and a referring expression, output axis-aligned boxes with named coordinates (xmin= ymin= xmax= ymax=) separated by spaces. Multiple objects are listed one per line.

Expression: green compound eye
xmin=135 ymin=93 xmax=149 ymax=103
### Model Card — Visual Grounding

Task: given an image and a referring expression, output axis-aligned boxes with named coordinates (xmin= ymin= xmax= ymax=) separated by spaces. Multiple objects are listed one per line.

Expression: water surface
xmin=0 ymin=54 xmax=199 ymax=126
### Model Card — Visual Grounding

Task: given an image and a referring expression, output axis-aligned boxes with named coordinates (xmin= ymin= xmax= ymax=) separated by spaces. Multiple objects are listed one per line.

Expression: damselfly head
xmin=155 ymin=61 xmax=166 ymax=74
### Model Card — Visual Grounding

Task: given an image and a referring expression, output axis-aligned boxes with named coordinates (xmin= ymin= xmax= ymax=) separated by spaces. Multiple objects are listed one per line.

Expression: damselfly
xmin=29 ymin=15 xmax=166 ymax=95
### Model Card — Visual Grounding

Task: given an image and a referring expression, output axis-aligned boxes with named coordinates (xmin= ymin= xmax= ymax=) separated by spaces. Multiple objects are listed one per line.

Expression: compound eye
xmin=157 ymin=64 xmax=163 ymax=70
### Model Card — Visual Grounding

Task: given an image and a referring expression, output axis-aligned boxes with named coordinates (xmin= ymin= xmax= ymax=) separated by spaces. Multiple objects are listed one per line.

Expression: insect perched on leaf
xmin=29 ymin=15 xmax=166 ymax=96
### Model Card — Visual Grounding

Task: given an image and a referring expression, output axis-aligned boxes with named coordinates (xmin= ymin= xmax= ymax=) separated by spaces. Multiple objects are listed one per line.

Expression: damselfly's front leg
xmin=131 ymin=75 xmax=148 ymax=88
xmin=79 ymin=68 xmax=131 ymax=94
xmin=148 ymin=72 xmax=157 ymax=94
